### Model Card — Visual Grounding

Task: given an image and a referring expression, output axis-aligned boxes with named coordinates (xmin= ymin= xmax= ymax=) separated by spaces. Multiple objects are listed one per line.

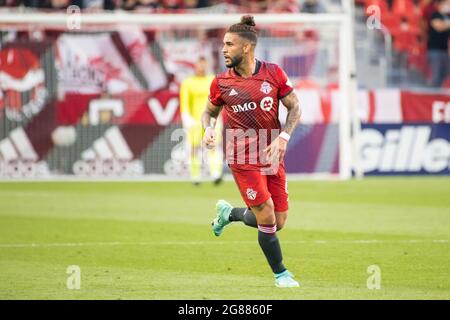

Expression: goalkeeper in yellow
xmin=180 ymin=57 xmax=224 ymax=185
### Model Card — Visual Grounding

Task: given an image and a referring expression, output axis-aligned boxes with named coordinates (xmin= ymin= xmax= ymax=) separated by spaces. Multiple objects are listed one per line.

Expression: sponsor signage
xmin=360 ymin=124 xmax=450 ymax=175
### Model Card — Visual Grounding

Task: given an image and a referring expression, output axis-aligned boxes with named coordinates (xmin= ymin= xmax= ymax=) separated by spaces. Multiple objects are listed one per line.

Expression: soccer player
xmin=201 ymin=16 xmax=302 ymax=287
xmin=180 ymin=57 xmax=224 ymax=185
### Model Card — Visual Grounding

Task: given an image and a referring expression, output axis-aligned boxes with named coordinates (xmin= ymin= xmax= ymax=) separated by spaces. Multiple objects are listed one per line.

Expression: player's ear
xmin=243 ymin=41 xmax=251 ymax=54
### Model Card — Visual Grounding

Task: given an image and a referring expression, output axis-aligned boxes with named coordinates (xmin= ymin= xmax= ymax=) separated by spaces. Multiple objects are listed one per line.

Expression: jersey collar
xmin=233 ymin=59 xmax=261 ymax=77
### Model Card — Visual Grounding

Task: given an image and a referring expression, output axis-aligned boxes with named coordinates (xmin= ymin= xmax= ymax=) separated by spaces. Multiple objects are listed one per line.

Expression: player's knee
xmin=275 ymin=211 xmax=288 ymax=231
xmin=253 ymin=199 xmax=274 ymax=213
xmin=262 ymin=201 xmax=275 ymax=221
xmin=252 ymin=199 xmax=275 ymax=224
xmin=264 ymin=200 xmax=275 ymax=214
xmin=276 ymin=219 xmax=286 ymax=231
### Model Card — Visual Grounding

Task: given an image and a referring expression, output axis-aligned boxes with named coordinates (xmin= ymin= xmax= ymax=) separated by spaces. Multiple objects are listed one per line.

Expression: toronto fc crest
xmin=246 ymin=188 xmax=257 ymax=200
xmin=260 ymin=81 xmax=272 ymax=94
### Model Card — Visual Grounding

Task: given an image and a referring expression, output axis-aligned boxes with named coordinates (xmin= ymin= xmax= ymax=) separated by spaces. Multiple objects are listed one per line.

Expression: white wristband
xmin=279 ymin=131 xmax=290 ymax=142
xmin=204 ymin=126 xmax=213 ymax=132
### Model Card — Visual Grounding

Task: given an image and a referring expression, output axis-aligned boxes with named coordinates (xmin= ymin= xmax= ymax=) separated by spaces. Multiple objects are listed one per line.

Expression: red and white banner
xmin=57 ymin=91 xmax=180 ymax=126
xmin=295 ymin=88 xmax=450 ymax=124
xmin=56 ymin=31 xmax=168 ymax=94
xmin=160 ymin=38 xmax=214 ymax=85
xmin=400 ymin=91 xmax=450 ymax=123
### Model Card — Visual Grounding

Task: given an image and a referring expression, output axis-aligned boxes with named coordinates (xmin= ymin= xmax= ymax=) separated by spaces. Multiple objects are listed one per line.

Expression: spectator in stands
xmin=122 ymin=0 xmax=137 ymax=10
xmin=240 ymin=0 xmax=267 ymax=13
xmin=427 ymin=0 xmax=450 ymax=87
xmin=422 ymin=0 xmax=438 ymax=26
xmin=300 ymin=0 xmax=326 ymax=13
xmin=137 ymin=0 xmax=161 ymax=9
xmin=45 ymin=0 xmax=70 ymax=9
xmin=71 ymin=0 xmax=117 ymax=10
xmin=0 ymin=0 xmax=21 ymax=5
xmin=11 ymin=0 xmax=115 ymax=9
xmin=184 ymin=0 xmax=210 ymax=9
xmin=267 ymin=0 xmax=298 ymax=13
xmin=21 ymin=0 xmax=40 ymax=6
xmin=161 ymin=0 xmax=183 ymax=10
xmin=80 ymin=0 xmax=103 ymax=9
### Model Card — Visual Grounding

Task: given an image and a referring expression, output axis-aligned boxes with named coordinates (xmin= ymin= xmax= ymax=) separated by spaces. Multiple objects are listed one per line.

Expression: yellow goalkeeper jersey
xmin=179 ymin=74 xmax=215 ymax=121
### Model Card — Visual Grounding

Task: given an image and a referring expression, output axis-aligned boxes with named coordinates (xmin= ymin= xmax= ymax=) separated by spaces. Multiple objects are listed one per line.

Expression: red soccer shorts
xmin=230 ymin=163 xmax=289 ymax=212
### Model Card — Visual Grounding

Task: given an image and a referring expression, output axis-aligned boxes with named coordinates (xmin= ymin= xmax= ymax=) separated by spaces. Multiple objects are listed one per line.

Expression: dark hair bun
xmin=240 ymin=15 xmax=256 ymax=27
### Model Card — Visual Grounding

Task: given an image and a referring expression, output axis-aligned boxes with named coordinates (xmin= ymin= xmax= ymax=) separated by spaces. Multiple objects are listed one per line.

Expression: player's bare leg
xmin=251 ymin=199 xmax=299 ymax=288
xmin=275 ymin=211 xmax=288 ymax=231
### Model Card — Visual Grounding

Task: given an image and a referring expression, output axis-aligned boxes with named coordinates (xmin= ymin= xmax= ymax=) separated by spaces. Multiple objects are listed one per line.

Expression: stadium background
xmin=0 ymin=0 xmax=449 ymax=178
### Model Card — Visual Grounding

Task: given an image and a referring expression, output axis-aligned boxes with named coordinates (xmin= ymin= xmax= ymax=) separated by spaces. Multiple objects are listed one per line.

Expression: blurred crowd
xmin=0 ymin=0 xmax=328 ymax=12
xmin=0 ymin=0 xmax=447 ymax=87
xmin=361 ymin=0 xmax=450 ymax=87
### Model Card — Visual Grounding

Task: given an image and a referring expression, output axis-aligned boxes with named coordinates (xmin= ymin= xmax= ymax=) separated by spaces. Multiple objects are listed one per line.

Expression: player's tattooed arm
xmin=281 ymin=90 xmax=302 ymax=135
xmin=201 ymin=100 xmax=223 ymax=129
xmin=264 ymin=91 xmax=301 ymax=163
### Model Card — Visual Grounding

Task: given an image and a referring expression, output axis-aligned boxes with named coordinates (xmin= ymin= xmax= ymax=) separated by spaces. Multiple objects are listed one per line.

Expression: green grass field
xmin=0 ymin=178 xmax=449 ymax=300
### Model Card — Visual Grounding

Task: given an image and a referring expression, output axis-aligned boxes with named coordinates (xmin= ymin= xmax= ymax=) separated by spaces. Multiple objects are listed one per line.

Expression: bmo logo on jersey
xmin=231 ymin=97 xmax=274 ymax=113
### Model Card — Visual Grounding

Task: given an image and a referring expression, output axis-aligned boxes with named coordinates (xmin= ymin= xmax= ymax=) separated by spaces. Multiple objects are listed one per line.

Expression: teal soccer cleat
xmin=275 ymin=270 xmax=300 ymax=288
xmin=211 ymin=200 xmax=233 ymax=236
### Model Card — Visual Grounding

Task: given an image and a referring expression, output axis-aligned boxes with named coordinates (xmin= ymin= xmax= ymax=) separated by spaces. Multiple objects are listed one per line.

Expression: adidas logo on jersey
xmin=229 ymin=89 xmax=238 ymax=96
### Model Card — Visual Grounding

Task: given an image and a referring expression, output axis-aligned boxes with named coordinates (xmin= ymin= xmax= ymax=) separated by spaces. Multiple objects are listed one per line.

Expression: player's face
xmin=222 ymin=33 xmax=244 ymax=68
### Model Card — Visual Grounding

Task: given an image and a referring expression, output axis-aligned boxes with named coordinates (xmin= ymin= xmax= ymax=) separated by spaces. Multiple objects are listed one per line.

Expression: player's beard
xmin=225 ymin=54 xmax=243 ymax=68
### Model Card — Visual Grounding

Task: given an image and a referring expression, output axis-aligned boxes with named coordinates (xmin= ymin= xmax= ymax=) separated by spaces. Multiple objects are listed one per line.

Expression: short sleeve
xmin=208 ymin=77 xmax=224 ymax=106
xmin=275 ymin=65 xmax=294 ymax=99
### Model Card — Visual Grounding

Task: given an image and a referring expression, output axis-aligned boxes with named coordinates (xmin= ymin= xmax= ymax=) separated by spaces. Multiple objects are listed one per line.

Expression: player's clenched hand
xmin=204 ymin=127 xmax=216 ymax=150
xmin=264 ymin=137 xmax=288 ymax=164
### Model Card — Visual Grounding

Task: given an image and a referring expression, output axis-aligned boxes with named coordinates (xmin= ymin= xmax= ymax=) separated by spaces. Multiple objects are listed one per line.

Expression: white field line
xmin=0 ymin=173 xmax=340 ymax=182
xmin=0 ymin=239 xmax=448 ymax=248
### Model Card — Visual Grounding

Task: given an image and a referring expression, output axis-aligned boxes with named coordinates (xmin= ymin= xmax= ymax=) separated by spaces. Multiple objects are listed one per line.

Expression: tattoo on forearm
xmin=208 ymin=106 xmax=222 ymax=118
xmin=202 ymin=103 xmax=222 ymax=129
xmin=285 ymin=106 xmax=301 ymax=134
xmin=282 ymin=92 xmax=302 ymax=135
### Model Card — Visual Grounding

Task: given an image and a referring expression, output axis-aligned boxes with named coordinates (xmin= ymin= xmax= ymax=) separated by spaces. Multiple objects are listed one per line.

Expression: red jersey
xmin=209 ymin=60 xmax=293 ymax=170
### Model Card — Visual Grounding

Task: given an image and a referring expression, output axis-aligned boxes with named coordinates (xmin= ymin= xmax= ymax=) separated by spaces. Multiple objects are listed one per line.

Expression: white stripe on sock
xmin=258 ymin=225 xmax=277 ymax=234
